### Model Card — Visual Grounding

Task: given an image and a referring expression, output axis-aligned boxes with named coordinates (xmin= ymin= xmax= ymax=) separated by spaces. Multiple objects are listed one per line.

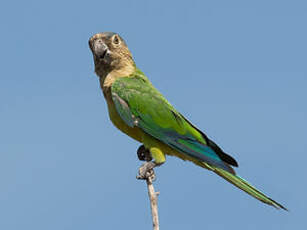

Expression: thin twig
xmin=136 ymin=146 xmax=160 ymax=230
xmin=145 ymin=170 xmax=160 ymax=230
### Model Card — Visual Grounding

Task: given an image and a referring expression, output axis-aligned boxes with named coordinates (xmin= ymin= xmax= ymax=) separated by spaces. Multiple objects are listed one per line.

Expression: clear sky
xmin=0 ymin=0 xmax=306 ymax=229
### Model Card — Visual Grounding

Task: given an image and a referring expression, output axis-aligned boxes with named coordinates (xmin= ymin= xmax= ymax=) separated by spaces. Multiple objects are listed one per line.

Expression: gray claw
xmin=137 ymin=161 xmax=157 ymax=180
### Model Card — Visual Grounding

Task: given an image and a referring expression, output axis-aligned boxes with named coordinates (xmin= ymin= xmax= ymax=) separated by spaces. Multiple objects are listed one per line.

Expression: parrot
xmin=88 ymin=32 xmax=287 ymax=210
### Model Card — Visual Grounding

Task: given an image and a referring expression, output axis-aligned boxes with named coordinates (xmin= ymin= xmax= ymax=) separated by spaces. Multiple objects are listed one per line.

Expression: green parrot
xmin=89 ymin=32 xmax=287 ymax=210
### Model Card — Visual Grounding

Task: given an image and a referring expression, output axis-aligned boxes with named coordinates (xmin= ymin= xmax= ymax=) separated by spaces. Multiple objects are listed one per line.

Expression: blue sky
xmin=1 ymin=0 xmax=306 ymax=229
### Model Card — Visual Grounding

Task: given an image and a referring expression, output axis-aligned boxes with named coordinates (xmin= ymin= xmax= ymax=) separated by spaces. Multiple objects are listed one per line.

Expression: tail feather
xmin=203 ymin=163 xmax=287 ymax=210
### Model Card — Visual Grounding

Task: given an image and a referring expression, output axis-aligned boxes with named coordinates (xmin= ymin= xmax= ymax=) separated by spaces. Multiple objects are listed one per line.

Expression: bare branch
xmin=137 ymin=145 xmax=160 ymax=229
xmin=145 ymin=171 xmax=160 ymax=230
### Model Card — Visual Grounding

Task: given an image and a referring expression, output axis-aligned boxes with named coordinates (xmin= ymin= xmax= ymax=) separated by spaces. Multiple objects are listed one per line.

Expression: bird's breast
xmin=102 ymin=84 xmax=144 ymax=143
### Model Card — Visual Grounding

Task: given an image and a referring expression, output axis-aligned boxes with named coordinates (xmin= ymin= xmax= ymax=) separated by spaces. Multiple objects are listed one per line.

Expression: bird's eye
xmin=112 ymin=34 xmax=120 ymax=46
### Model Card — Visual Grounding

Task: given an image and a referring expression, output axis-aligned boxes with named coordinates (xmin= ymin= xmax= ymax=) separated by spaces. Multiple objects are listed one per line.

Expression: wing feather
xmin=111 ymin=71 xmax=236 ymax=173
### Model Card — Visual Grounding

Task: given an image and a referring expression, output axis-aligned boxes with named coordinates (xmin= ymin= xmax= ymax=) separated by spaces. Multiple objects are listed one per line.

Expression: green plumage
xmin=89 ymin=32 xmax=287 ymax=211
xmin=111 ymin=69 xmax=235 ymax=172
xmin=205 ymin=163 xmax=287 ymax=210
xmin=111 ymin=69 xmax=287 ymax=210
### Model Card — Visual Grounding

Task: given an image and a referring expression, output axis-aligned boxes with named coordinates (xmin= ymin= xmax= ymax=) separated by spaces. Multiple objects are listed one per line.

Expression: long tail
xmin=203 ymin=163 xmax=287 ymax=210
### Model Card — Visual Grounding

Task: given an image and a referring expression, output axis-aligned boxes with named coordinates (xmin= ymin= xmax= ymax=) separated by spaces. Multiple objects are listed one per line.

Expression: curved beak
xmin=91 ymin=39 xmax=108 ymax=59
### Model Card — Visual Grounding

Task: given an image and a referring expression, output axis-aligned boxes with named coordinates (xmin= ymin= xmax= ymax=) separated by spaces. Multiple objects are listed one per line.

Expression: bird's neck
xmin=98 ymin=63 xmax=136 ymax=97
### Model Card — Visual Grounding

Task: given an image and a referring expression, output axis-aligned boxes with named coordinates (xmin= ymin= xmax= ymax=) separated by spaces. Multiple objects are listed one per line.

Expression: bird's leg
xmin=136 ymin=145 xmax=161 ymax=180
xmin=137 ymin=161 xmax=158 ymax=180
xmin=137 ymin=145 xmax=153 ymax=162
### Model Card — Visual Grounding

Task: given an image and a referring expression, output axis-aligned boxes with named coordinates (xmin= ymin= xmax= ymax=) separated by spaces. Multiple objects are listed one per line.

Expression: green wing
xmin=111 ymin=69 xmax=287 ymax=210
xmin=111 ymin=69 xmax=236 ymax=173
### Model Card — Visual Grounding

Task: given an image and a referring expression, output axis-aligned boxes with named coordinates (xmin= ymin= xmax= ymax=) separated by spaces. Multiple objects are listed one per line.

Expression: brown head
xmin=89 ymin=32 xmax=135 ymax=78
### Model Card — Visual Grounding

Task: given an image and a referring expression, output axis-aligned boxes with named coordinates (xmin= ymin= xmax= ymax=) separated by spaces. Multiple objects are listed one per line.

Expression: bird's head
xmin=89 ymin=32 xmax=135 ymax=78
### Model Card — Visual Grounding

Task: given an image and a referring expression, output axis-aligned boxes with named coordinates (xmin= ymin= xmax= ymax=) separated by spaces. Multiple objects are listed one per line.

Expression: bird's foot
xmin=137 ymin=161 xmax=157 ymax=180
xmin=137 ymin=145 xmax=152 ymax=162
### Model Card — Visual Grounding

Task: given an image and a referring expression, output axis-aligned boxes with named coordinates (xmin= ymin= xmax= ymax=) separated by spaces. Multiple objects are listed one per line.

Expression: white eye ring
xmin=112 ymin=34 xmax=120 ymax=46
